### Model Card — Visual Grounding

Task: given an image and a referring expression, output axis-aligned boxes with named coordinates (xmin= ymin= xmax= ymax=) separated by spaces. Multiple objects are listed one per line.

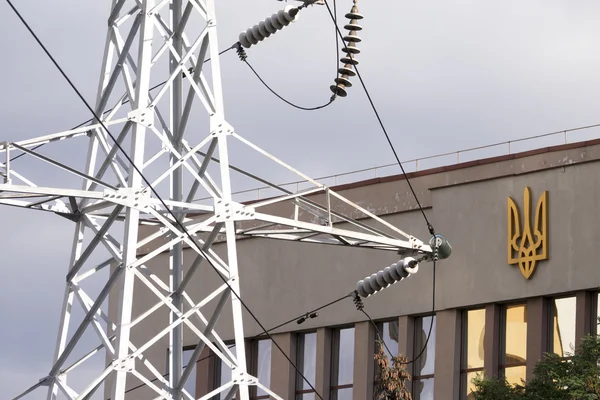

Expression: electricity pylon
xmin=2 ymin=1 xmax=436 ymax=399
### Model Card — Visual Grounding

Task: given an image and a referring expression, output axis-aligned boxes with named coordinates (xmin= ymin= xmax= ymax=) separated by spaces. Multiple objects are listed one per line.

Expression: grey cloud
xmin=2 ymin=0 xmax=600 ymax=398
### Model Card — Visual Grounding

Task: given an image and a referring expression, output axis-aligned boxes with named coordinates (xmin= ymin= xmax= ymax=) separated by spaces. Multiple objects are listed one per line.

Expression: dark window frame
xmin=459 ymin=308 xmax=485 ymax=400
xmin=295 ymin=330 xmax=317 ymax=400
xmin=248 ymin=338 xmax=272 ymax=400
xmin=330 ymin=325 xmax=355 ymax=399
xmin=412 ymin=314 xmax=436 ymax=399
xmin=498 ymin=302 xmax=527 ymax=382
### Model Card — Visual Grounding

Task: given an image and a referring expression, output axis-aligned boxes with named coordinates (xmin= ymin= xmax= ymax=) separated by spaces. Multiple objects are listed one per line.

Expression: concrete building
xmin=119 ymin=136 xmax=600 ymax=400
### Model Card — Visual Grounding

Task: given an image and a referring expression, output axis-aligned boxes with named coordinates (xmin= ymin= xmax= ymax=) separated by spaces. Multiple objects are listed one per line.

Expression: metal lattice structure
xmin=2 ymin=1 xmax=435 ymax=399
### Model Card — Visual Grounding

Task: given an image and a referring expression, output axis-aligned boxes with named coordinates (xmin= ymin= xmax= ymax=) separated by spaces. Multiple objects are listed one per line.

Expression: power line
xmin=4 ymin=1 xmax=319 ymax=398
xmin=319 ymin=0 xmax=440 ymax=369
xmin=359 ymin=257 xmax=437 ymax=366
xmin=8 ymin=47 xmax=234 ymax=163
xmin=238 ymin=1 xmax=340 ymax=111
xmin=322 ymin=0 xmax=434 ymax=235
xmin=243 ymin=59 xmax=335 ymax=111
xmin=115 ymin=291 xmax=352 ymax=397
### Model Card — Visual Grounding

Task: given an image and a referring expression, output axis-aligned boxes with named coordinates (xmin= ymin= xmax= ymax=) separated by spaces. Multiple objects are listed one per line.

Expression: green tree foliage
xmin=471 ymin=334 xmax=600 ymax=400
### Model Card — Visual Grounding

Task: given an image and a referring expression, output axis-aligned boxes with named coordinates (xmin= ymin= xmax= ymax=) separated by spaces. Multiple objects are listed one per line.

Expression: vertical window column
xmin=574 ymin=291 xmax=593 ymax=342
xmin=296 ymin=332 xmax=317 ymax=399
xmin=182 ymin=346 xmax=198 ymax=398
xmin=250 ymin=339 xmax=272 ymax=400
xmin=374 ymin=320 xmax=399 ymax=393
xmin=460 ymin=309 xmax=485 ymax=400
xmin=499 ymin=304 xmax=527 ymax=386
xmin=331 ymin=327 xmax=355 ymax=400
xmin=412 ymin=315 xmax=436 ymax=400
xmin=548 ymin=296 xmax=576 ymax=359
xmin=214 ymin=343 xmax=236 ymax=399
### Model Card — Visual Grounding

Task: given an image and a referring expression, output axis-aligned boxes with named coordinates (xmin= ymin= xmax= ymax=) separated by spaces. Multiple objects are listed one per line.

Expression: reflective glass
xmin=552 ymin=297 xmax=576 ymax=357
xmin=597 ymin=294 xmax=600 ymax=335
xmin=332 ymin=387 xmax=353 ymax=400
xmin=462 ymin=371 xmax=482 ymax=399
xmin=256 ymin=340 xmax=272 ymax=395
xmin=415 ymin=316 xmax=436 ymax=377
xmin=298 ymin=332 xmax=317 ymax=390
xmin=504 ymin=304 xmax=526 ymax=365
xmin=381 ymin=320 xmax=399 ymax=359
xmin=182 ymin=348 xmax=196 ymax=397
xmin=504 ymin=365 xmax=526 ymax=387
xmin=296 ymin=394 xmax=316 ymax=400
xmin=464 ymin=309 xmax=485 ymax=369
xmin=219 ymin=345 xmax=235 ymax=399
xmin=413 ymin=377 xmax=434 ymax=400
xmin=335 ymin=328 xmax=354 ymax=385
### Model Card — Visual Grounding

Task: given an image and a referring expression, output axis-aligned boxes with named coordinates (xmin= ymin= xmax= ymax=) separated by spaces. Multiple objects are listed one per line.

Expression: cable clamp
xmin=352 ymin=290 xmax=364 ymax=311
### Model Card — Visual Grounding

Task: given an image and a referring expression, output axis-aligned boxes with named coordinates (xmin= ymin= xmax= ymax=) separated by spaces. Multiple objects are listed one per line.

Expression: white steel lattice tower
xmin=2 ymin=1 xmax=437 ymax=399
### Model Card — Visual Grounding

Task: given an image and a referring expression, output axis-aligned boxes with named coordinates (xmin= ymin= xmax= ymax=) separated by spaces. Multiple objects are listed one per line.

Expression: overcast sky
xmin=2 ymin=0 xmax=600 ymax=398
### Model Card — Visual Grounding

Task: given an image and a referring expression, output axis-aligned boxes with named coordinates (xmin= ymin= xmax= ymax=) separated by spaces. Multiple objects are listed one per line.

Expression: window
xmin=460 ymin=309 xmax=485 ymax=400
xmin=594 ymin=292 xmax=600 ymax=336
xmin=213 ymin=343 xmax=236 ymax=400
xmin=549 ymin=296 xmax=576 ymax=358
xmin=296 ymin=332 xmax=317 ymax=400
xmin=412 ymin=315 xmax=436 ymax=400
xmin=331 ymin=327 xmax=354 ymax=400
xmin=499 ymin=304 xmax=527 ymax=386
xmin=182 ymin=347 xmax=198 ymax=398
xmin=249 ymin=339 xmax=272 ymax=399
xmin=374 ymin=320 xmax=399 ymax=393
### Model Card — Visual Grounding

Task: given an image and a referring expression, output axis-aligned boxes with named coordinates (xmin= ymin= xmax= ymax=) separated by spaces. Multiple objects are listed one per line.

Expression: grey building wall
xmin=112 ymin=139 xmax=600 ymax=398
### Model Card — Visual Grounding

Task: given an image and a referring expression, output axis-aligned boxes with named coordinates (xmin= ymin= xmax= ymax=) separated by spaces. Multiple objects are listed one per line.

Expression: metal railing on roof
xmin=196 ymin=123 xmax=600 ymax=203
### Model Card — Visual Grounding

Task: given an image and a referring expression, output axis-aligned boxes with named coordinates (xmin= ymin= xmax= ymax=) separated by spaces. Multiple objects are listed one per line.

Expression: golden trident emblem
xmin=507 ymin=187 xmax=548 ymax=279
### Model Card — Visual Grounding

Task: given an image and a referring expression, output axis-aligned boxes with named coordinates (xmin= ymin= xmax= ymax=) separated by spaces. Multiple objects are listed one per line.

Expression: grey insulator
xmin=368 ymin=273 xmax=379 ymax=292
xmin=430 ymin=234 xmax=452 ymax=260
xmin=375 ymin=270 xmax=388 ymax=288
xmin=382 ymin=266 xmax=396 ymax=284
xmin=355 ymin=257 xmax=420 ymax=298
xmin=394 ymin=261 xmax=409 ymax=279
xmin=238 ymin=6 xmax=299 ymax=49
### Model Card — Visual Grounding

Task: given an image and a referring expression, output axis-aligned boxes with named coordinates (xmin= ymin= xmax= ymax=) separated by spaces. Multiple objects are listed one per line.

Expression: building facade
xmin=120 ymin=138 xmax=600 ymax=400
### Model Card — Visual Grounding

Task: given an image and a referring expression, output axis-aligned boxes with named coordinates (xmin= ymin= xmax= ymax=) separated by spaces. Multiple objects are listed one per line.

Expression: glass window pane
xmin=596 ymin=293 xmax=600 ymax=335
xmin=551 ymin=297 xmax=576 ymax=357
xmin=334 ymin=328 xmax=355 ymax=385
xmin=182 ymin=348 xmax=196 ymax=397
xmin=381 ymin=321 xmax=399 ymax=359
xmin=415 ymin=316 xmax=436 ymax=377
xmin=332 ymin=387 xmax=353 ymax=400
xmin=256 ymin=340 xmax=272 ymax=395
xmin=219 ymin=344 xmax=235 ymax=399
xmin=296 ymin=394 xmax=316 ymax=400
xmin=413 ymin=377 xmax=434 ymax=400
xmin=504 ymin=305 xmax=527 ymax=366
xmin=297 ymin=332 xmax=317 ymax=390
xmin=462 ymin=371 xmax=483 ymax=399
xmin=504 ymin=365 xmax=526 ymax=387
xmin=464 ymin=309 xmax=485 ymax=369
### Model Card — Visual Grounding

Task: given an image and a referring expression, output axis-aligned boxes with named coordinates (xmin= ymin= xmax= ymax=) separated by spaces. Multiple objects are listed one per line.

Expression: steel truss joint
xmin=114 ymin=356 xmax=135 ymax=372
xmin=214 ymin=200 xmax=254 ymax=222
xmin=211 ymin=121 xmax=234 ymax=137
xmin=127 ymin=108 xmax=155 ymax=128
xmin=103 ymin=188 xmax=151 ymax=210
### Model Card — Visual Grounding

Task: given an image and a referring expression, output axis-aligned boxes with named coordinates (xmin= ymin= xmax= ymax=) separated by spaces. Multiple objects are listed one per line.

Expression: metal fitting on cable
xmin=429 ymin=234 xmax=452 ymax=261
xmin=238 ymin=5 xmax=300 ymax=49
xmin=355 ymin=257 xmax=419 ymax=298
